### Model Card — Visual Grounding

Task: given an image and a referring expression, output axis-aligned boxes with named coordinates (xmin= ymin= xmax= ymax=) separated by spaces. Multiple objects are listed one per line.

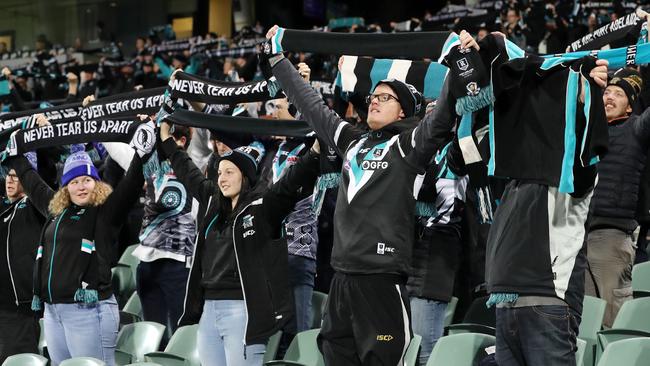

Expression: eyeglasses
xmin=5 ymin=174 xmax=19 ymax=182
xmin=365 ymin=93 xmax=400 ymax=104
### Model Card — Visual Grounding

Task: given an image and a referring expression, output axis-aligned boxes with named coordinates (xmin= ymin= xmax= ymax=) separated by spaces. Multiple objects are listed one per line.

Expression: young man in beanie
xmin=586 ymin=67 xmax=650 ymax=326
xmin=264 ymin=25 xmax=474 ymax=364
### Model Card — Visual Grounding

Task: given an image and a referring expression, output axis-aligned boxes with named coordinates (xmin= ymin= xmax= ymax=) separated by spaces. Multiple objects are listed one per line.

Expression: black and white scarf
xmin=269 ymin=27 xmax=450 ymax=59
xmin=165 ymin=108 xmax=312 ymax=137
xmin=6 ymin=118 xmax=146 ymax=156
xmin=205 ymin=45 xmax=258 ymax=59
xmin=0 ymin=103 xmax=82 ymax=134
xmin=168 ymin=71 xmax=280 ymax=104
xmin=80 ymin=87 xmax=166 ymax=120
xmin=335 ymin=55 xmax=449 ymax=99
xmin=568 ymin=10 xmax=647 ymax=52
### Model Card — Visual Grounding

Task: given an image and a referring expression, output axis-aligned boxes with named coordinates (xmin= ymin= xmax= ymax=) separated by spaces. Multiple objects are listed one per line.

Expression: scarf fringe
xmin=74 ymin=288 xmax=99 ymax=305
xmin=486 ymin=292 xmax=519 ymax=308
xmin=312 ymin=173 xmax=341 ymax=215
xmin=31 ymin=295 xmax=42 ymax=311
xmin=317 ymin=172 xmax=341 ymax=190
xmin=267 ymin=77 xmax=281 ymax=98
xmin=455 ymin=83 xmax=495 ymax=115
xmin=475 ymin=186 xmax=494 ymax=224
xmin=415 ymin=201 xmax=437 ymax=218
xmin=142 ymin=152 xmax=173 ymax=179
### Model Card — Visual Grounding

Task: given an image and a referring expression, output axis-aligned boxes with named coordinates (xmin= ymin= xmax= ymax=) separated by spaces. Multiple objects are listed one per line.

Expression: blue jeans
xmin=410 ymin=297 xmax=447 ymax=365
xmin=137 ymin=259 xmax=189 ymax=347
xmin=495 ymin=306 xmax=579 ymax=366
xmin=44 ymin=296 xmax=119 ymax=366
xmin=198 ymin=300 xmax=265 ymax=366
xmin=287 ymin=255 xmax=316 ymax=334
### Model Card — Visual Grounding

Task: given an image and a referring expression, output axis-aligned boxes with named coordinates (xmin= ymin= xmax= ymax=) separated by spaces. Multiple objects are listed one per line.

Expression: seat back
xmin=576 ymin=338 xmax=586 ymax=366
xmin=426 ymin=333 xmax=496 ymax=366
xmin=597 ymin=337 xmax=650 ymax=366
xmin=283 ymin=328 xmax=325 ymax=366
xmin=611 ymin=297 xmax=650 ymax=331
xmin=263 ymin=331 xmax=283 ymax=363
xmin=164 ymin=324 xmax=200 ymax=366
xmin=123 ymin=292 xmax=143 ymax=319
xmin=580 ymin=296 xmax=607 ymax=341
xmin=2 ymin=353 xmax=48 ymax=366
xmin=118 ymin=244 xmax=140 ymax=282
xmin=403 ymin=334 xmax=422 ymax=366
xmin=59 ymin=357 xmax=106 ymax=366
xmin=111 ymin=264 xmax=136 ymax=306
xmin=443 ymin=297 xmax=459 ymax=328
xmin=632 ymin=262 xmax=650 ymax=294
xmin=117 ymin=321 xmax=166 ymax=362
xmin=310 ymin=291 xmax=328 ymax=329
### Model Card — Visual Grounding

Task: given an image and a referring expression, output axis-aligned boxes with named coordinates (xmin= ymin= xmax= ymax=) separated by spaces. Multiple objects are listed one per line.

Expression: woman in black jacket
xmin=159 ymin=121 xmax=320 ymax=366
xmin=4 ymin=119 xmax=153 ymax=366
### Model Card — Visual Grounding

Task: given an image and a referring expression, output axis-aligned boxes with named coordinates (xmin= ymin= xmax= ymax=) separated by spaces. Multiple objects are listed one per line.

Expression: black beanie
xmin=375 ymin=79 xmax=423 ymax=118
xmin=608 ymin=68 xmax=643 ymax=106
xmin=219 ymin=144 xmax=264 ymax=185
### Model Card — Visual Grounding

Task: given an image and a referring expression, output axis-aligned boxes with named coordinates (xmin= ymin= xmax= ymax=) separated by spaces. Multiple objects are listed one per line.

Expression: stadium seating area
xmin=3 ymin=255 xmax=650 ymax=366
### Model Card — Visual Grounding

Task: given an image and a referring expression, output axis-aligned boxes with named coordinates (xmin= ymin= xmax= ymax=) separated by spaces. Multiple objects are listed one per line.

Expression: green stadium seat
xmin=310 ymin=291 xmax=327 ymax=329
xmin=59 ymin=357 xmax=106 ymax=366
xmin=265 ymin=328 xmax=324 ymax=366
xmin=404 ymin=334 xmax=422 ymax=366
xmin=596 ymin=297 xmax=650 ymax=362
xmin=144 ymin=324 xmax=200 ymax=366
xmin=597 ymin=337 xmax=650 ymax=366
xmin=2 ymin=353 xmax=48 ymax=366
xmin=115 ymin=321 xmax=166 ymax=365
xmin=426 ymin=333 xmax=495 ymax=366
xmin=632 ymin=261 xmax=650 ymax=298
xmin=443 ymin=296 xmax=459 ymax=328
xmin=263 ymin=330 xmax=283 ymax=364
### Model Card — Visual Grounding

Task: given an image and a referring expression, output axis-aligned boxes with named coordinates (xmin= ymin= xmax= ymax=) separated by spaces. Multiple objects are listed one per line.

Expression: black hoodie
xmin=271 ymin=56 xmax=458 ymax=277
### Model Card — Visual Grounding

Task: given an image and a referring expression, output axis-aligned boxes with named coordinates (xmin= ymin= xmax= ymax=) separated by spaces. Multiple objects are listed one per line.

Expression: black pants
xmin=0 ymin=308 xmax=39 ymax=363
xmin=136 ymin=259 xmax=189 ymax=348
xmin=317 ymin=272 xmax=412 ymax=366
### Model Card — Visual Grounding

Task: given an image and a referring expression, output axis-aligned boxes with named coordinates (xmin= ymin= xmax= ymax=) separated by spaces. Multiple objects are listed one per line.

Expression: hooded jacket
xmin=272 ymin=56 xmax=457 ymax=277
xmin=0 ymin=196 xmax=46 ymax=312
xmin=161 ymin=139 xmax=321 ymax=344
xmin=8 ymin=154 xmax=143 ymax=304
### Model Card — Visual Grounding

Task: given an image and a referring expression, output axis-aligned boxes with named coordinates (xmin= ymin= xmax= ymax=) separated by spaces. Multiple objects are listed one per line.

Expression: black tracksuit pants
xmin=317 ymin=272 xmax=412 ymax=365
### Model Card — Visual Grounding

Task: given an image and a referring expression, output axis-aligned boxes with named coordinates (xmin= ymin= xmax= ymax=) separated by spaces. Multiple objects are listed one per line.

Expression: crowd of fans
xmin=1 ymin=1 xmax=650 ymax=366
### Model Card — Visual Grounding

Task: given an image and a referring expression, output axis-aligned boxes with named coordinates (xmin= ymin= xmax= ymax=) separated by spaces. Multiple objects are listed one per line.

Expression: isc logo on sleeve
xmin=376 ymin=335 xmax=394 ymax=341
xmin=376 ymin=243 xmax=395 ymax=255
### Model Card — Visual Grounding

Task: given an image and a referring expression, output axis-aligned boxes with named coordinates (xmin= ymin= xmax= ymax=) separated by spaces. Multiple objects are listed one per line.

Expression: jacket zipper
xmin=48 ymin=209 xmax=67 ymax=302
xmin=178 ymin=196 xmax=212 ymax=325
xmin=6 ymin=198 xmax=23 ymax=306
xmin=232 ymin=202 xmax=254 ymax=347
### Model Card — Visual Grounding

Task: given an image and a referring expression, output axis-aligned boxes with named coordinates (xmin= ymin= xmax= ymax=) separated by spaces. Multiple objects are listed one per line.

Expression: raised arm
xmin=102 ymin=153 xmax=144 ymax=226
xmin=265 ymin=26 xmax=364 ymax=156
xmin=6 ymin=155 xmax=55 ymax=216
xmin=160 ymin=121 xmax=217 ymax=201
xmin=262 ymin=145 xmax=321 ymax=237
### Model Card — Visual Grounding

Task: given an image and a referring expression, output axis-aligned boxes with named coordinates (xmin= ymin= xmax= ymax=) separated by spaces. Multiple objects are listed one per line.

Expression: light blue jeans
xmin=198 ymin=300 xmax=266 ymax=366
xmin=44 ymin=296 xmax=119 ymax=366
xmin=410 ymin=297 xmax=448 ymax=365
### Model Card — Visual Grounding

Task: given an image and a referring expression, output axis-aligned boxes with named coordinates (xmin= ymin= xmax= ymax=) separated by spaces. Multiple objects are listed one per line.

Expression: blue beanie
xmin=61 ymin=144 xmax=100 ymax=186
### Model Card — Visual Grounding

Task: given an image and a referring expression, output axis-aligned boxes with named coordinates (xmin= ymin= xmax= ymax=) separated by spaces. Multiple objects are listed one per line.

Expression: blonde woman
xmin=4 ymin=120 xmax=154 ymax=366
